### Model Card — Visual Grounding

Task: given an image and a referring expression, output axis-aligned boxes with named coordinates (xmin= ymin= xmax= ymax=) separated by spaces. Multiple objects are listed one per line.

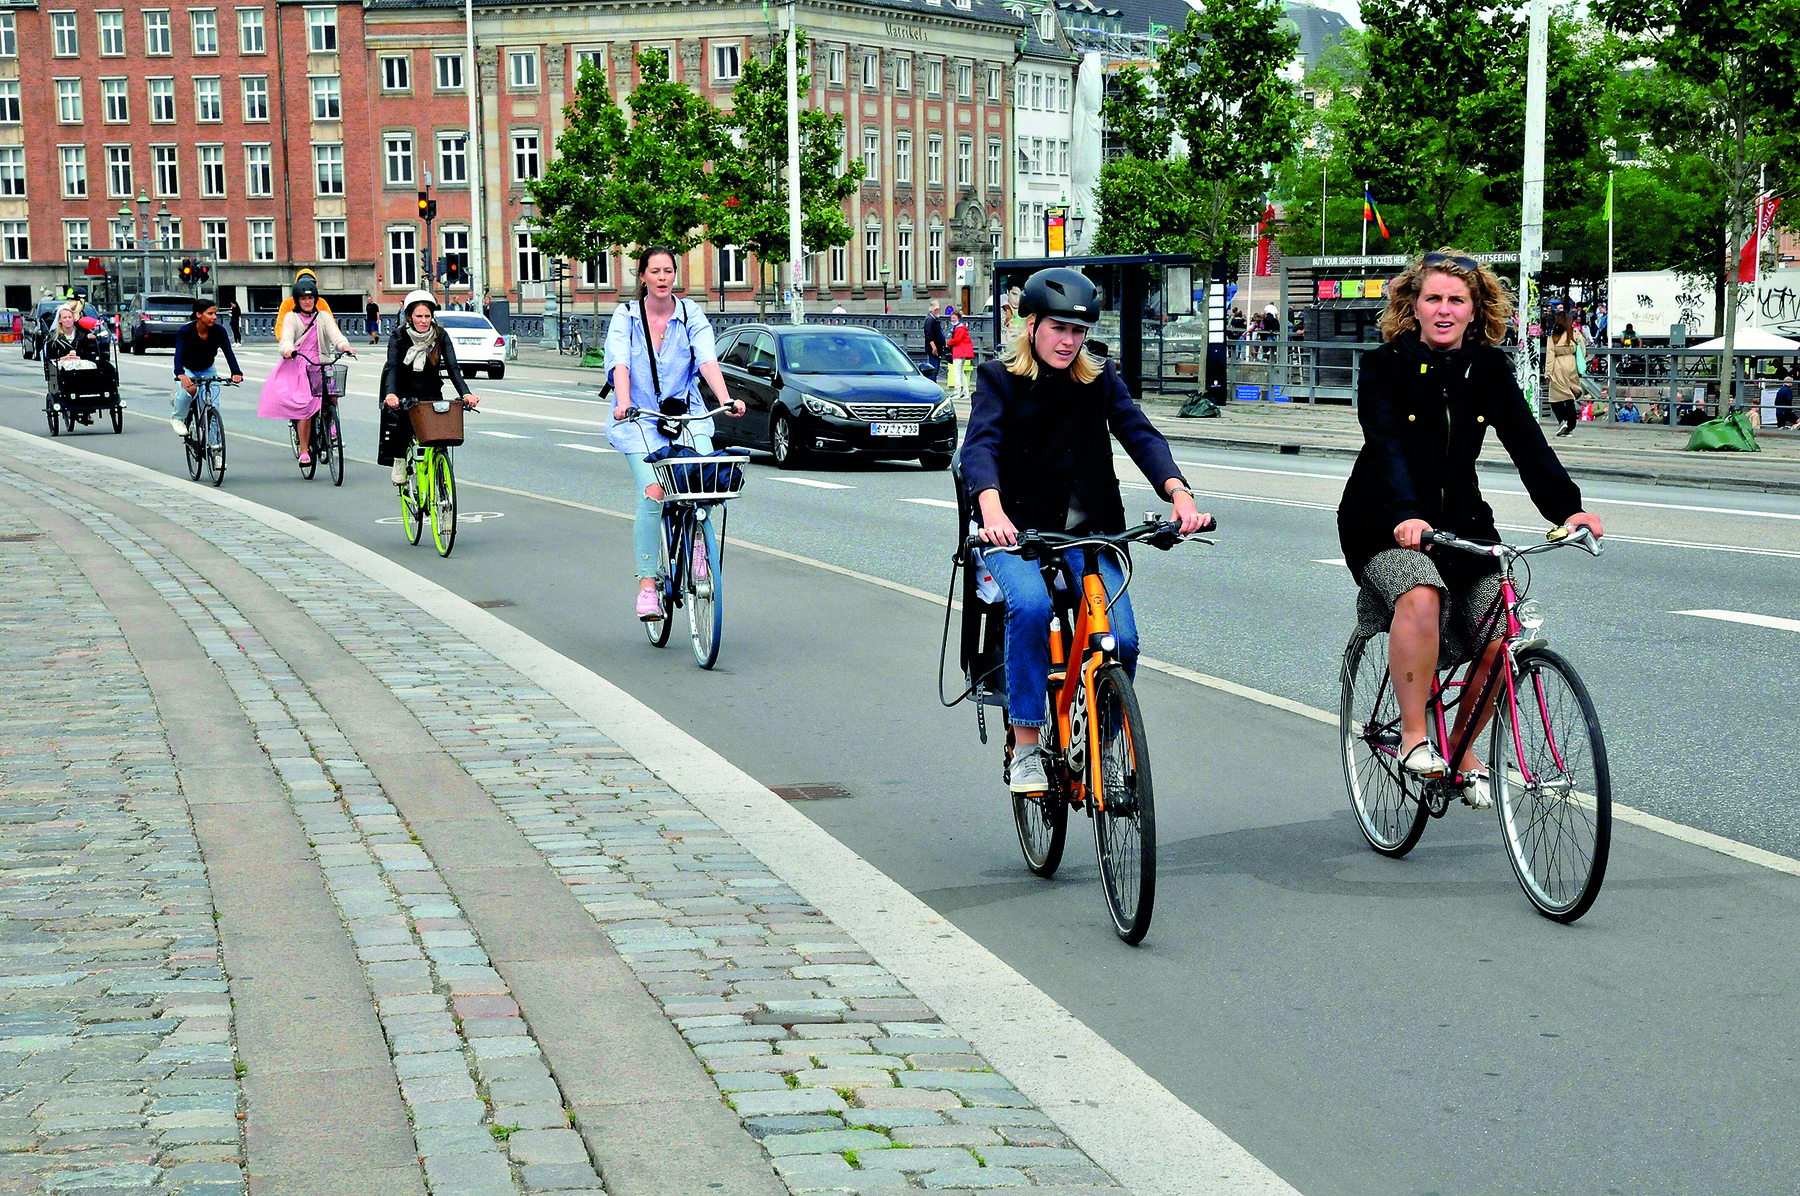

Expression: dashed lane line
xmin=557 ymin=442 xmax=614 ymax=454
xmin=901 ymin=497 xmax=958 ymax=508
xmin=472 ymin=429 xmax=530 ymax=439
xmin=769 ymin=476 xmax=854 ymax=490
xmin=1672 ymin=609 xmax=1800 ymax=634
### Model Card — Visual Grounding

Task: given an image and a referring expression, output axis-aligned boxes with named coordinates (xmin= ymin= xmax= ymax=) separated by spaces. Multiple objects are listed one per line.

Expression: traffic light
xmin=442 ymin=258 xmax=462 ymax=287
xmin=178 ymin=258 xmax=197 ymax=285
xmin=417 ymin=190 xmax=436 ymax=221
xmin=196 ymin=263 xmax=211 ymax=284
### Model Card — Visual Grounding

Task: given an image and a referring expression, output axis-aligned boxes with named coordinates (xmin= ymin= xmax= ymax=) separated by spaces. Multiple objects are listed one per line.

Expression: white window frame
xmin=148 ymin=77 xmax=176 ymax=123
xmin=508 ymin=50 xmax=538 ymax=91
xmin=313 ymin=143 xmax=345 ymax=196
xmin=152 ymin=143 xmax=180 ymax=197
xmin=1058 ymin=75 xmax=1069 ymax=112
xmin=144 ymin=9 xmax=172 ymax=56
xmin=106 ymin=145 xmax=133 ymax=198
xmin=198 ymin=144 xmax=226 ymax=197
xmin=237 ymin=7 xmax=265 ymax=54
xmin=194 ymin=77 xmax=223 ymax=123
xmin=0 ymin=145 xmax=25 ymax=199
xmin=895 ymin=132 xmax=911 ymax=185
xmin=59 ymin=145 xmax=87 ymax=198
xmin=862 ymin=128 xmax=880 ymax=181
xmin=51 ymin=11 xmax=79 ymax=57
xmin=829 ymin=243 xmax=847 ymax=286
xmin=897 ymin=225 xmax=913 ymax=283
xmin=381 ymin=54 xmax=412 ymax=93
xmin=717 ymin=244 xmax=746 ymax=286
xmin=109 ymin=217 xmax=135 ymax=249
xmin=987 ymin=66 xmax=1002 ymax=102
xmin=863 ymin=222 xmax=881 ymax=284
xmin=249 ymin=217 xmax=275 ymax=262
xmin=101 ymin=78 xmax=129 ymax=124
xmin=956 ymin=136 xmax=972 ymax=188
xmin=201 ymin=218 xmax=228 ymax=261
xmin=55 ymin=79 xmax=83 ymax=124
xmin=383 ymin=133 xmax=415 ymax=186
xmin=861 ymin=52 xmax=878 ymax=90
xmin=435 ymin=52 xmax=463 ymax=91
xmin=388 ymin=225 xmax=418 ymax=289
xmin=438 ymin=133 xmax=468 ymax=184
xmin=575 ymin=49 xmax=605 ymax=85
xmin=0 ymin=80 xmax=18 ymax=123
xmin=514 ymin=227 xmax=542 ymax=283
xmin=191 ymin=9 xmax=218 ymax=55
xmin=928 ymin=59 xmax=943 ymax=96
xmin=511 ymin=130 xmax=540 ymax=181
xmin=713 ymin=41 xmax=740 ymax=83
xmin=241 ymin=75 xmax=269 ymax=123
xmin=957 ymin=63 xmax=972 ymax=100
xmin=1 ymin=221 xmax=30 ymax=263
xmin=97 ymin=10 xmax=126 ymax=56
xmin=316 ymin=218 xmax=347 ymax=263
xmin=64 ymin=218 xmax=92 ymax=252
xmin=580 ymin=247 xmax=610 ymax=288
xmin=827 ymin=47 xmax=843 ymax=87
xmin=306 ymin=7 xmax=337 ymax=54
xmin=986 ymin=139 xmax=1002 ymax=188
xmin=245 ymin=143 xmax=272 ymax=196
xmin=894 ymin=54 xmax=911 ymax=93
xmin=928 ymin=225 xmax=943 ymax=284
xmin=0 ymin=14 xmax=16 ymax=58
xmin=927 ymin=134 xmax=943 ymax=186
xmin=310 ymin=75 xmax=341 ymax=121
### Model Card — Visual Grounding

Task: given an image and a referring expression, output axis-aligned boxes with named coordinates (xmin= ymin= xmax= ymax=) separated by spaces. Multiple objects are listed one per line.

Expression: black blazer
xmin=922 ymin=315 xmax=947 ymax=357
xmin=1337 ymin=334 xmax=1582 ymax=581
xmin=961 ymin=358 xmax=1186 ymax=534
xmin=380 ymin=323 xmax=472 ymax=404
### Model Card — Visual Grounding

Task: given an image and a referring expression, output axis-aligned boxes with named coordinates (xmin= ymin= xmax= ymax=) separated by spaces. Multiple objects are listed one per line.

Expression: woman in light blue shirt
xmin=603 ymin=245 xmax=743 ymax=622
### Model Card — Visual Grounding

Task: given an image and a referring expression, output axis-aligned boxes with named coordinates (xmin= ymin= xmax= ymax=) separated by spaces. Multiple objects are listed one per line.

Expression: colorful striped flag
xmin=1363 ymin=187 xmax=1390 ymax=240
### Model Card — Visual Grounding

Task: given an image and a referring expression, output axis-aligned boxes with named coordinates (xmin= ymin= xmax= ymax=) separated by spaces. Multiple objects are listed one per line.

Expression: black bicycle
xmin=182 ymin=376 xmax=237 ymax=487
xmin=291 ymin=348 xmax=352 ymax=486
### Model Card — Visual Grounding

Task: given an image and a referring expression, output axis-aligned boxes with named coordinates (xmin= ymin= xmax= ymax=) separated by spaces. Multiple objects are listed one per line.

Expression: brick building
xmin=1 ymin=0 xmax=1027 ymax=317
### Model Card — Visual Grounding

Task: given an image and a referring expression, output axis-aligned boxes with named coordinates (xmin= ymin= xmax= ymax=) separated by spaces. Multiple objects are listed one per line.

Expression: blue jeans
xmin=983 ymin=545 xmax=1139 ymax=728
xmin=629 ymin=435 xmax=716 ymax=580
xmin=171 ymin=367 xmax=219 ymax=425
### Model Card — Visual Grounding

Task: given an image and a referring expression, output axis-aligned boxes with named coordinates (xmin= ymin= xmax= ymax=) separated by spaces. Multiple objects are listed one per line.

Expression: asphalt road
xmin=9 ymin=345 xmax=1800 ymax=1196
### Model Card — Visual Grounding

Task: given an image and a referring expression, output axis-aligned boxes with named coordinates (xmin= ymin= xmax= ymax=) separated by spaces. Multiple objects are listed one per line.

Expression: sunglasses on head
xmin=1421 ymin=251 xmax=1481 ymax=273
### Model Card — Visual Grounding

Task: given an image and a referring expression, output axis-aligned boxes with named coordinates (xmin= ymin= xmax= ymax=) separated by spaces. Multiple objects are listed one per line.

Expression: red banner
xmin=1254 ymin=203 xmax=1276 ymax=277
xmin=1737 ymin=195 xmax=1783 ymax=283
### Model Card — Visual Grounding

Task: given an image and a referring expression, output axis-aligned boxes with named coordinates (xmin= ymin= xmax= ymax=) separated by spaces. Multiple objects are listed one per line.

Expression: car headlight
xmin=929 ymin=396 xmax=954 ymax=419
xmin=802 ymin=393 xmax=848 ymax=419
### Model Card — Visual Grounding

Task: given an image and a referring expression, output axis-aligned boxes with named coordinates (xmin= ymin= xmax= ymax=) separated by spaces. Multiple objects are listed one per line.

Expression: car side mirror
xmin=746 ymin=360 xmax=775 ymax=378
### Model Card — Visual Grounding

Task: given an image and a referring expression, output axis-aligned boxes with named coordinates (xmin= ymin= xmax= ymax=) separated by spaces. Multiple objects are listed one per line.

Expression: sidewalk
xmin=0 ymin=433 xmax=1283 ymax=1196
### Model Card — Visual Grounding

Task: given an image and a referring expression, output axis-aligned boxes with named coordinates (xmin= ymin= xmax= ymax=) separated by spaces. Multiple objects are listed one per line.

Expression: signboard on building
xmin=1045 ymin=207 xmax=1068 ymax=258
xmin=1318 ymin=280 xmax=1340 ymax=300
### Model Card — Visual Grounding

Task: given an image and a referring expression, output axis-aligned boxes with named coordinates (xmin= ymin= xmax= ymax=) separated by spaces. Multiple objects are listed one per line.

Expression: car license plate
xmin=872 ymin=422 xmax=919 ymax=437
xmin=457 ymin=337 xmax=483 ymax=347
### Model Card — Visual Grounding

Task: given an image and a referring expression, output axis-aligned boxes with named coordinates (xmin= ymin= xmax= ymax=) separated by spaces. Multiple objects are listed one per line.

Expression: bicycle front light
xmin=1515 ymin=599 xmax=1545 ymax=632
xmin=802 ymin=393 xmax=848 ymax=419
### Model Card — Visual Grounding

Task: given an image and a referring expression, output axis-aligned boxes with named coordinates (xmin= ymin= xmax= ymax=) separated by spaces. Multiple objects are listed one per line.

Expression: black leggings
xmin=1550 ymin=399 xmax=1578 ymax=426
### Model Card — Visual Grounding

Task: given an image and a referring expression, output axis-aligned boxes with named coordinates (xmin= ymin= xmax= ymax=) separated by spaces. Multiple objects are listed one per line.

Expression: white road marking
xmin=901 ymin=497 xmax=958 ymax=509
xmin=557 ymin=442 xmax=614 ymax=454
xmin=1314 ymin=557 xmax=1347 ymax=567
xmin=469 ymin=407 xmax=609 ymax=429
xmin=770 ymin=477 xmax=854 ymax=490
xmin=472 ymin=429 xmax=529 ymax=439
xmin=551 ymin=427 xmax=607 ymax=436
xmin=1672 ymin=609 xmax=1800 ymax=634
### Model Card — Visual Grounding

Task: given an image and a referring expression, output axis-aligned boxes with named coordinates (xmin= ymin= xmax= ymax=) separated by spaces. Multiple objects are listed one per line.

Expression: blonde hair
xmin=1001 ymin=316 xmax=1103 ymax=384
xmin=56 ymin=299 xmax=82 ymax=332
xmin=1379 ymin=248 xmax=1515 ymax=347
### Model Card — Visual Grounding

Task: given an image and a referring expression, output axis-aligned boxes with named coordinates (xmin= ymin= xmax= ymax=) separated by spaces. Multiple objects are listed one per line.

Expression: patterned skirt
xmin=1354 ymin=548 xmax=1504 ymax=667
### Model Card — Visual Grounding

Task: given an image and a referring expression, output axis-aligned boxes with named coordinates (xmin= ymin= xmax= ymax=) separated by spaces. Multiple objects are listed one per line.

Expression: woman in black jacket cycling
xmin=1337 ymin=250 xmax=1603 ymax=807
xmin=962 ymin=268 xmax=1209 ymax=794
xmin=379 ymin=289 xmax=480 ymax=484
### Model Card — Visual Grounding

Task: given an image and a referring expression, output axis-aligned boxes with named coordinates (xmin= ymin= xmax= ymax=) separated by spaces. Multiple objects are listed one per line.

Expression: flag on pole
xmin=1600 ymin=174 xmax=1613 ymax=221
xmin=1254 ymin=201 xmax=1276 ymax=276
xmin=1736 ymin=195 xmax=1783 ymax=283
xmin=1363 ymin=187 xmax=1389 ymax=239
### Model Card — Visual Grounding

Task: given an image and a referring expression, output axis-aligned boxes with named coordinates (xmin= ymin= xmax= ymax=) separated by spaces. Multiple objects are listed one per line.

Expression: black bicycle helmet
xmin=292 ymin=275 xmax=318 ymax=299
xmin=1017 ymin=267 xmax=1100 ymax=329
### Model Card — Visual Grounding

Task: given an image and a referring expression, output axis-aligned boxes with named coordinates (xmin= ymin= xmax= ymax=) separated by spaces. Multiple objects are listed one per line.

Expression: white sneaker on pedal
xmin=1009 ymin=744 xmax=1050 ymax=794
xmin=171 ymin=417 xmax=188 ymax=436
xmin=1400 ymin=741 xmax=1450 ymax=778
xmin=1459 ymin=768 xmax=1494 ymax=810
xmin=391 ymin=460 xmax=406 ymax=486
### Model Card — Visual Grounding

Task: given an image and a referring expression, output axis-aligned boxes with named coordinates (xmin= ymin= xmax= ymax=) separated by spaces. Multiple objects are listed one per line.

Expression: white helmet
xmin=401 ymin=288 xmax=438 ymax=314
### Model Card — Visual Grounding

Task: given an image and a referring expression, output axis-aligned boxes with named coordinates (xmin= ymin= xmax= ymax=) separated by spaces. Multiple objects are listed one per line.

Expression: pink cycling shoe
xmin=636 ymin=586 xmax=663 ymax=622
xmin=297 ymin=452 xmax=312 ymax=465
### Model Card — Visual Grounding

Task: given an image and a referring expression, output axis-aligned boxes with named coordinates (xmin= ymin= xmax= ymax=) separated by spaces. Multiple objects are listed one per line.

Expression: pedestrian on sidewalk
xmin=169 ymin=298 xmax=244 ymax=437
xmin=922 ymin=298 xmax=948 ymax=381
xmin=1775 ymin=369 xmax=1795 ymax=429
xmin=1336 ymin=249 xmax=1603 ymax=806
xmin=259 ymin=275 xmax=355 ymax=467
xmin=379 ymin=290 xmax=480 ymax=485
xmin=226 ymin=301 xmax=242 ymax=342
xmin=601 ymin=246 xmax=743 ymax=624
xmin=1546 ymin=310 xmax=1584 ymax=436
xmin=946 ymin=307 xmax=975 ymax=402
xmin=365 ymin=295 xmax=382 ymax=344
xmin=962 ymin=267 xmax=1209 ymax=794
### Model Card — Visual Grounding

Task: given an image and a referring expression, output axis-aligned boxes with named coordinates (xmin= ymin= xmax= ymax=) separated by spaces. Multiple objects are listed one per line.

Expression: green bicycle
xmin=397 ymin=396 xmax=475 ymax=557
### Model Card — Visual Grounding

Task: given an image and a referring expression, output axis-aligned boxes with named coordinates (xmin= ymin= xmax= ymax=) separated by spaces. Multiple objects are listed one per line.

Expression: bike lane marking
xmin=1671 ymin=608 xmax=1800 ymax=634
xmin=769 ymin=477 xmax=854 ymax=490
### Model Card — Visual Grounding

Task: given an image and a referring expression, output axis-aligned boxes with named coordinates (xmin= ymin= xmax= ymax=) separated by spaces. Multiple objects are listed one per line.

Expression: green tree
xmin=1101 ymin=66 xmax=1170 ymax=162
xmin=1091 ymin=159 xmax=1205 ymax=256
xmin=1594 ymin=0 xmax=1800 ymax=397
xmin=713 ymin=31 xmax=861 ymax=311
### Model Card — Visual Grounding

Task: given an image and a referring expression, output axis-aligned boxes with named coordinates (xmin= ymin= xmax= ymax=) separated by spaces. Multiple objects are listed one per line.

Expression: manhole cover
xmin=771 ymin=783 xmax=853 ymax=802
xmin=472 ymin=599 xmax=513 ymax=609
xmin=0 ymin=533 xmax=44 ymax=543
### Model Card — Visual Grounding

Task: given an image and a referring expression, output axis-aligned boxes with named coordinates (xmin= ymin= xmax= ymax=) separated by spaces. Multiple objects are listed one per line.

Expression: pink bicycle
xmin=1339 ymin=526 xmax=1611 ymax=922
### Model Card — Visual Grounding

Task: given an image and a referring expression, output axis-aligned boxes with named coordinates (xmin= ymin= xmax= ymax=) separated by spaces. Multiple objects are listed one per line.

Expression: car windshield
xmin=437 ymin=314 xmax=494 ymax=331
xmin=781 ymin=332 xmax=916 ymax=376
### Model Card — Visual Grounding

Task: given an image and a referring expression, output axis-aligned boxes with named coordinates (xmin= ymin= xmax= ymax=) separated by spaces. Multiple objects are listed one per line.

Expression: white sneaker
xmin=1459 ymin=769 xmax=1494 ymax=810
xmin=171 ymin=416 xmax=188 ymax=436
xmin=391 ymin=460 xmax=406 ymax=486
xmin=1009 ymin=744 xmax=1050 ymax=793
xmin=1400 ymin=741 xmax=1450 ymax=778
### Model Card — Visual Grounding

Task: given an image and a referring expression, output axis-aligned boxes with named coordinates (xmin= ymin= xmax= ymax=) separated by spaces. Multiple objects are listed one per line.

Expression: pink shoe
xmin=692 ymin=536 xmax=709 ymax=581
xmin=297 ymin=452 xmax=312 ymax=465
xmin=636 ymin=586 xmax=663 ymax=622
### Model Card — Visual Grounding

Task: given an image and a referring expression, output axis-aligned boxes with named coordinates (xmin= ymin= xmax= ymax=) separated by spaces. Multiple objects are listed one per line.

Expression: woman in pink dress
xmin=258 ymin=275 xmax=354 ymax=465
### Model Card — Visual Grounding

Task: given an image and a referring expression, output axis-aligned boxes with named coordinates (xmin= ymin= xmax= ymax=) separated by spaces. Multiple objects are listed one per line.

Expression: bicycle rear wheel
xmin=204 ymin=408 xmax=226 ymax=487
xmin=1092 ymin=663 xmax=1155 ymax=944
xmin=429 ymin=449 xmax=456 ymax=556
xmin=1491 ymin=647 xmax=1611 ymax=923
xmin=1011 ymin=719 xmax=1068 ymax=878
xmin=401 ymin=456 xmax=425 ymax=545
xmin=686 ymin=510 xmax=724 ymax=669
xmin=327 ymin=403 xmax=345 ymax=486
xmin=645 ymin=515 xmax=674 ymax=647
xmin=1340 ymin=632 xmax=1428 ymax=857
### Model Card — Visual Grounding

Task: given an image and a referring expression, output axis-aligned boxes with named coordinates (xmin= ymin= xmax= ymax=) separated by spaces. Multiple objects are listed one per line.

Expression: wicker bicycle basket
xmin=408 ymin=399 xmax=465 ymax=447
xmin=650 ymin=454 xmax=751 ymax=504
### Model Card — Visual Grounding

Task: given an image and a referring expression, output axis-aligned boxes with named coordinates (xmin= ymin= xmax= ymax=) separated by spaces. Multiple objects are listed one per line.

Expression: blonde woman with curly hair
xmin=1335 ymin=250 xmax=1605 ymax=807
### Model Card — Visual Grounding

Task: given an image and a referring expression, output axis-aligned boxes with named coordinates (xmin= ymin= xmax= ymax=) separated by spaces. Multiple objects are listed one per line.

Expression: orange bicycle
xmin=955 ymin=518 xmax=1215 ymax=943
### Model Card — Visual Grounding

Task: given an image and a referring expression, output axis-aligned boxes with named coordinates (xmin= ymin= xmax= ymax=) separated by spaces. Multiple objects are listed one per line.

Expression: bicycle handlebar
xmin=615 ymin=404 xmax=733 ymax=425
xmin=1426 ymin=525 xmax=1602 ymax=559
xmin=291 ymin=347 xmax=355 ymax=366
xmin=968 ymin=516 xmax=1219 ymax=559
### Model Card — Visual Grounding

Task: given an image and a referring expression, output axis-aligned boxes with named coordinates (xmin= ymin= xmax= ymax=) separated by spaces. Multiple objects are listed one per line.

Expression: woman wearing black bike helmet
xmin=379 ymin=289 xmax=480 ymax=485
xmin=1338 ymin=249 xmax=1604 ymax=807
xmin=962 ymin=267 xmax=1209 ymax=794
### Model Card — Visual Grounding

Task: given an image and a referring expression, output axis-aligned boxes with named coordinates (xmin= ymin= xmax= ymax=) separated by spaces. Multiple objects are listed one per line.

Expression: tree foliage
xmin=1101 ymin=66 xmax=1170 ymax=163
xmin=1091 ymin=160 xmax=1205 ymax=256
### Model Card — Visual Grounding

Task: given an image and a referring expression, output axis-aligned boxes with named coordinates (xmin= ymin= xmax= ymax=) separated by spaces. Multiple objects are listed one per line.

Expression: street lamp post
xmin=881 ymin=264 xmax=892 ymax=313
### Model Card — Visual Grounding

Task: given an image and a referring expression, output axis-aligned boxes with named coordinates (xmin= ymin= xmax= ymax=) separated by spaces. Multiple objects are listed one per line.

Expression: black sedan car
xmin=711 ymin=324 xmax=956 ymax=469
xmin=21 ymin=300 xmax=107 ymax=361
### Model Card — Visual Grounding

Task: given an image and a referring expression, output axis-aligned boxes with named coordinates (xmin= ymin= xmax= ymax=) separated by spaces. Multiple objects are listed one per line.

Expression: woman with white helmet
xmin=379 ymin=290 xmax=480 ymax=484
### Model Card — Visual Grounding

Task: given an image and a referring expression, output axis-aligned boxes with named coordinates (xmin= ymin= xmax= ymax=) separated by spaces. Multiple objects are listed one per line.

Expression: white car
xmin=439 ymin=312 xmax=508 ymax=379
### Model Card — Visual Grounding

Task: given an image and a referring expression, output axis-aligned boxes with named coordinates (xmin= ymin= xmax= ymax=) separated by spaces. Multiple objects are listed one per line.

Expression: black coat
xmin=923 ymin=315 xmax=947 ymax=358
xmin=1337 ymin=334 xmax=1583 ymax=582
xmin=380 ymin=323 xmax=472 ymax=404
xmin=961 ymin=358 xmax=1186 ymax=534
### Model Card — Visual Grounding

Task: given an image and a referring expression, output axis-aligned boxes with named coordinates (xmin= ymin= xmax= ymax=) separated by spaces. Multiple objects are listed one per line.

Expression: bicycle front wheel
xmin=429 ymin=450 xmax=457 ymax=556
xmin=401 ymin=456 xmax=425 ymax=545
xmin=327 ymin=404 xmax=345 ymax=486
xmin=1491 ymin=647 xmax=1611 ymax=923
xmin=1091 ymin=664 xmax=1155 ymax=944
xmin=645 ymin=513 xmax=674 ymax=647
xmin=1340 ymin=631 xmax=1428 ymax=857
xmin=204 ymin=408 xmax=226 ymax=487
xmin=686 ymin=511 xmax=724 ymax=669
